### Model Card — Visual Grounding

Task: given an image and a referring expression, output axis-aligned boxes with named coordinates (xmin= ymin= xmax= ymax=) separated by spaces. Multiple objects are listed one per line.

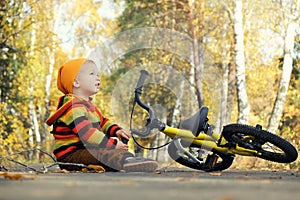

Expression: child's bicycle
xmin=129 ymin=70 xmax=298 ymax=172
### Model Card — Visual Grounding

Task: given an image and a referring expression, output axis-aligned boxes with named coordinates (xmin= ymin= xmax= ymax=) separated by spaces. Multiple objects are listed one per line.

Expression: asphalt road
xmin=1 ymin=167 xmax=299 ymax=200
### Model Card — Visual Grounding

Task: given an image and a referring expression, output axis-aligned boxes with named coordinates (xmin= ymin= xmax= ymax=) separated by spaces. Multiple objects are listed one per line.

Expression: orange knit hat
xmin=57 ymin=58 xmax=87 ymax=94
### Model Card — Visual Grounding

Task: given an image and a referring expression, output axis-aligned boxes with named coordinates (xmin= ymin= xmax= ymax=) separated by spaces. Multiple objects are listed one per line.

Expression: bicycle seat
xmin=179 ymin=106 xmax=209 ymax=136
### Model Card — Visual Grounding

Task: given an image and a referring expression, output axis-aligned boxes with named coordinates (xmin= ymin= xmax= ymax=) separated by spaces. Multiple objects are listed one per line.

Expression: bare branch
xmin=0 ymin=148 xmax=93 ymax=174
xmin=220 ymin=0 xmax=234 ymax=23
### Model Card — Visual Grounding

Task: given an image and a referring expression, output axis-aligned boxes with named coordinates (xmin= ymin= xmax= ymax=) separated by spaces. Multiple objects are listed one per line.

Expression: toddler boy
xmin=46 ymin=58 xmax=158 ymax=172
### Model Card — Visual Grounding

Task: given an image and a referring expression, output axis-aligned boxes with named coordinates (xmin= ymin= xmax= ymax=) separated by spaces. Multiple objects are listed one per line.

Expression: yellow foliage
xmin=0 ymin=103 xmax=29 ymax=157
xmin=0 ymin=0 xmax=299 ymax=172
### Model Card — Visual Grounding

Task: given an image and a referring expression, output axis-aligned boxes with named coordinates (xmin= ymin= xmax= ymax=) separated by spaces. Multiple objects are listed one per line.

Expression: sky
xmin=56 ymin=0 xmax=124 ymax=53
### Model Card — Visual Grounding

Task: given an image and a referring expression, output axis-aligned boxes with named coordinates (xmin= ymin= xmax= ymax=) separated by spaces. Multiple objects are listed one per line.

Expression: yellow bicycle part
xmin=162 ymin=125 xmax=260 ymax=157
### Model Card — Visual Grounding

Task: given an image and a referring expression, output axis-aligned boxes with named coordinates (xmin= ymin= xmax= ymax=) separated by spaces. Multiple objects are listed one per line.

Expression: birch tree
xmin=28 ymin=18 xmax=40 ymax=158
xmin=220 ymin=0 xmax=250 ymax=125
xmin=233 ymin=0 xmax=250 ymax=124
xmin=268 ymin=22 xmax=299 ymax=133
xmin=44 ymin=2 xmax=64 ymax=135
xmin=267 ymin=0 xmax=299 ymax=133
xmin=188 ymin=0 xmax=205 ymax=108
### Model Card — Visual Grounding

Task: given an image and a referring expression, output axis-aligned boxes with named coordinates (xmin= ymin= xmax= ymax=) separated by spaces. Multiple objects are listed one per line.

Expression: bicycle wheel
xmin=222 ymin=124 xmax=298 ymax=163
xmin=167 ymin=140 xmax=234 ymax=172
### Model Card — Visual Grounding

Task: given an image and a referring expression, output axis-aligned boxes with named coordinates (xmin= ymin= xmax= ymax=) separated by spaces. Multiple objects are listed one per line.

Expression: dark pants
xmin=58 ymin=148 xmax=134 ymax=171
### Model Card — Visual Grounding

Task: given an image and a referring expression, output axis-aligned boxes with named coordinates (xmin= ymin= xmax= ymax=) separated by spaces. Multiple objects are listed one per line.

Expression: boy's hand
xmin=115 ymin=138 xmax=129 ymax=151
xmin=116 ymin=129 xmax=131 ymax=143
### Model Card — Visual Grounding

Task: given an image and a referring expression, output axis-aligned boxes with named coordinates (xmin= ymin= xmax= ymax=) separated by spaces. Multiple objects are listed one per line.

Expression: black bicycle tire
xmin=167 ymin=141 xmax=234 ymax=172
xmin=222 ymin=124 xmax=298 ymax=163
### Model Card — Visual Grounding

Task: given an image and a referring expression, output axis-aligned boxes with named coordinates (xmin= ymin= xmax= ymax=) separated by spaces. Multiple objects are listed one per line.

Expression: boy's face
xmin=73 ymin=61 xmax=100 ymax=98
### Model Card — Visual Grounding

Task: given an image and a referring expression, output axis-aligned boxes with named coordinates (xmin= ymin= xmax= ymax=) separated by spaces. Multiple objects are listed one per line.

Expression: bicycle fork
xmin=174 ymin=138 xmax=202 ymax=164
xmin=173 ymin=138 xmax=220 ymax=170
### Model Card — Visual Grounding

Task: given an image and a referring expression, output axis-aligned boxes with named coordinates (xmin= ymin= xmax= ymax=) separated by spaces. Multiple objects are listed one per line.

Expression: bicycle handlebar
xmin=130 ymin=70 xmax=156 ymax=137
xmin=136 ymin=70 xmax=149 ymax=90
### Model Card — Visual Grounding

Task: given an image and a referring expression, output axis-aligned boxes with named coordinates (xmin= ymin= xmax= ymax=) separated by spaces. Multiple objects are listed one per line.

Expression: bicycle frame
xmin=162 ymin=125 xmax=260 ymax=157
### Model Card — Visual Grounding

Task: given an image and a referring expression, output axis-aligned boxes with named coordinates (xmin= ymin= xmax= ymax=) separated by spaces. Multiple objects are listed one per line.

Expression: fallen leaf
xmin=0 ymin=172 xmax=37 ymax=180
xmin=84 ymin=165 xmax=105 ymax=173
xmin=55 ymin=169 xmax=70 ymax=173
xmin=81 ymin=168 xmax=89 ymax=173
xmin=209 ymin=172 xmax=222 ymax=176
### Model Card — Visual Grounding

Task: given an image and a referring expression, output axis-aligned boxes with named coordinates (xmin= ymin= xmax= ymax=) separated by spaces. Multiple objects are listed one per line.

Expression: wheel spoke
xmin=261 ymin=143 xmax=284 ymax=154
xmin=222 ymin=124 xmax=298 ymax=163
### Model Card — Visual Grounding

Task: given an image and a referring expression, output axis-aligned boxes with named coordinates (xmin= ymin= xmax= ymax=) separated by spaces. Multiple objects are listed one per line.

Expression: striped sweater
xmin=46 ymin=95 xmax=121 ymax=160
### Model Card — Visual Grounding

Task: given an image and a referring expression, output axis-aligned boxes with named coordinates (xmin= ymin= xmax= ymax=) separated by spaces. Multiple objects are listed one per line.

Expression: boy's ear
xmin=73 ymin=79 xmax=80 ymax=88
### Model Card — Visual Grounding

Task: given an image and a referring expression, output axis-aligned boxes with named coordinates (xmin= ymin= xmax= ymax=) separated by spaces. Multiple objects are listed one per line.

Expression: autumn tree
xmin=268 ymin=0 xmax=300 ymax=134
xmin=0 ymin=0 xmax=31 ymax=156
xmin=220 ymin=0 xmax=250 ymax=124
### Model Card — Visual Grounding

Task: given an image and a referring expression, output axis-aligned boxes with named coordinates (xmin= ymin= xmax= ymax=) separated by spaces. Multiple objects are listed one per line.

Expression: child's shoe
xmin=123 ymin=157 xmax=158 ymax=172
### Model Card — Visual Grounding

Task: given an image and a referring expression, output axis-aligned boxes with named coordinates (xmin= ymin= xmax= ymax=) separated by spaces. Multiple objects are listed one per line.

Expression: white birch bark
xmin=268 ymin=22 xmax=298 ymax=133
xmin=188 ymin=0 xmax=204 ymax=108
xmin=28 ymin=21 xmax=41 ymax=157
xmin=44 ymin=3 xmax=63 ymax=134
xmin=234 ymin=0 xmax=250 ymax=124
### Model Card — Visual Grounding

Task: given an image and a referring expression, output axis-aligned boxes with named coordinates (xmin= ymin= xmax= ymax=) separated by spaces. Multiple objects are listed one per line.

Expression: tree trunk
xmin=220 ymin=2 xmax=236 ymax=126
xmin=43 ymin=3 xmax=63 ymax=149
xmin=227 ymin=61 xmax=236 ymax=124
xmin=217 ymin=62 xmax=229 ymax=133
xmin=28 ymin=21 xmax=40 ymax=160
xmin=234 ymin=0 xmax=250 ymax=124
xmin=268 ymin=22 xmax=297 ymax=133
xmin=188 ymin=0 xmax=204 ymax=109
xmin=150 ymin=104 xmax=167 ymax=162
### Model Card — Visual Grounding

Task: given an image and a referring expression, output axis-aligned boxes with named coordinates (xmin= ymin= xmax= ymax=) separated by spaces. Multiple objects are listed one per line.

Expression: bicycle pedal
xmin=205 ymin=154 xmax=219 ymax=168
